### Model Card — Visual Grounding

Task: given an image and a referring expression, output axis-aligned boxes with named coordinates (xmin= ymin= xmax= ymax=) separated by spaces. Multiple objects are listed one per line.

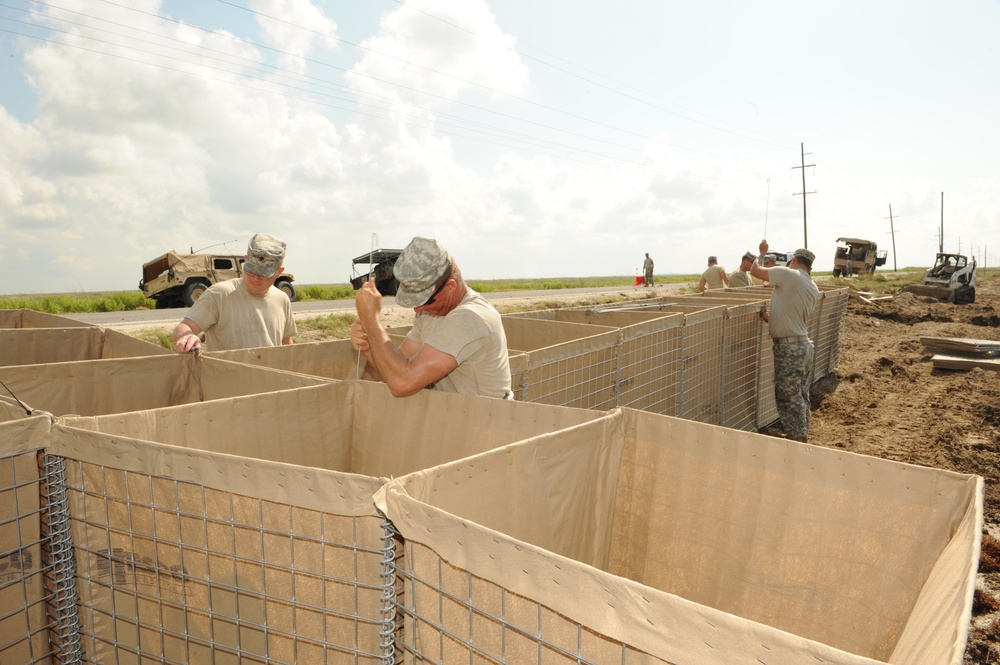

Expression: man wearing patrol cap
xmin=350 ymin=236 xmax=512 ymax=399
xmin=698 ymin=255 xmax=730 ymax=292
xmin=729 ymin=251 xmax=756 ymax=288
xmin=171 ymin=233 xmax=297 ymax=353
xmin=750 ymin=241 xmax=820 ymax=442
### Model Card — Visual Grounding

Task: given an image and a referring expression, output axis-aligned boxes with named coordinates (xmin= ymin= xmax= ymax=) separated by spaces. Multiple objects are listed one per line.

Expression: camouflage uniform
xmin=772 ymin=339 xmax=814 ymax=441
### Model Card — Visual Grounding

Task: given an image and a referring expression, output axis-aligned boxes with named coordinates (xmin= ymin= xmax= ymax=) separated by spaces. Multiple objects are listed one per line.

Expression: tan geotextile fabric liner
xmin=0 ymin=396 xmax=36 ymax=423
xmin=612 ymin=408 xmax=979 ymax=663
xmin=377 ymin=407 xmax=980 ymax=665
xmin=346 ymin=380 xmax=606 ymax=478
xmin=61 ymin=380 xmax=605 ymax=479
xmin=47 ymin=423 xmax=386 ymax=663
xmin=208 ymin=335 xmax=408 ymax=382
xmin=501 ymin=316 xmax=619 ymax=352
xmin=63 ymin=383 xmax=356 ymax=473
xmin=0 ymin=355 xmax=327 ymax=417
xmin=0 ymin=328 xmax=169 ymax=368
xmin=0 ymin=416 xmax=51 ymax=664
xmin=0 ymin=309 xmax=94 ymax=329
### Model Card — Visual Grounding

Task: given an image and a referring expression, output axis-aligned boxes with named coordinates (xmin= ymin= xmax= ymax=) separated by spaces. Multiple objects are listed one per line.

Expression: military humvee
xmin=140 ymin=251 xmax=296 ymax=308
xmin=350 ymin=248 xmax=403 ymax=296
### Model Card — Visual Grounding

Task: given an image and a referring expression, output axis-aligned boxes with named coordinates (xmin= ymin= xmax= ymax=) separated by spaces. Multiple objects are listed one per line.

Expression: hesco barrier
xmin=378 ymin=408 xmax=982 ymax=665
xmin=0 ymin=355 xmax=329 ymax=419
xmin=0 ymin=328 xmax=170 ymax=367
xmin=0 ymin=309 xmax=95 ymax=329
xmin=0 ymin=392 xmax=981 ymax=665
xmin=1 ymin=289 xmax=977 ymax=664
xmin=201 ymin=287 xmax=847 ymax=433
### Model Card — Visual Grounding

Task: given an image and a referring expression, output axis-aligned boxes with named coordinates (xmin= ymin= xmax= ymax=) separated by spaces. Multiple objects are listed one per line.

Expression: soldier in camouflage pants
xmin=772 ymin=339 xmax=814 ymax=442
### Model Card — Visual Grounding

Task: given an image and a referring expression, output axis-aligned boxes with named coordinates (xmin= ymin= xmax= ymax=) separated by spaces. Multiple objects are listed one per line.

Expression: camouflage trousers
xmin=772 ymin=339 xmax=814 ymax=441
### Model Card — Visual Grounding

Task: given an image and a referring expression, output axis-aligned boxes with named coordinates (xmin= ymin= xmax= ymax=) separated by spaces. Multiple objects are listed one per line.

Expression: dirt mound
xmin=807 ymin=274 xmax=1000 ymax=661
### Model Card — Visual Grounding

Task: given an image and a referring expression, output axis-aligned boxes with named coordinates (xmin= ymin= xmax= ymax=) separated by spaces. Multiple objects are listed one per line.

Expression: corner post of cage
xmin=379 ymin=514 xmax=403 ymax=664
xmin=39 ymin=452 xmax=83 ymax=664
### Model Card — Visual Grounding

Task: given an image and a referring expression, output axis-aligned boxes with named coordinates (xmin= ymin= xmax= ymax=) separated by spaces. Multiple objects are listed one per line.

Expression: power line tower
xmin=792 ymin=142 xmax=816 ymax=248
xmin=885 ymin=204 xmax=899 ymax=272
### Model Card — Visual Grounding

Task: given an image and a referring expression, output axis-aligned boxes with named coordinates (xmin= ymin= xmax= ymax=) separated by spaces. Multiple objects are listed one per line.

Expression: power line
xmin=0 ymin=2 xmax=777 ymax=185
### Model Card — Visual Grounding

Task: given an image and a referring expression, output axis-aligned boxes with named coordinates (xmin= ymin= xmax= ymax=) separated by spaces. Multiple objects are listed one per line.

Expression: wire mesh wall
xmin=61 ymin=458 xmax=388 ymax=664
xmin=718 ymin=302 xmax=765 ymax=431
xmin=393 ymin=539 xmax=672 ymax=665
xmin=0 ymin=442 xmax=55 ymax=665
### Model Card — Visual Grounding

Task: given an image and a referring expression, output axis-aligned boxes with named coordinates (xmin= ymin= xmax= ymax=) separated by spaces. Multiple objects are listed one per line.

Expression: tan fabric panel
xmin=348 ymin=380 xmax=607 ymax=480
xmin=611 ymin=408 xmax=979 ymax=661
xmin=0 ymin=417 xmax=52 ymax=665
xmin=0 ymin=355 xmax=327 ymax=417
xmin=60 ymin=381 xmax=605 ymax=481
xmin=0 ymin=328 xmax=169 ymax=367
xmin=380 ymin=414 xmax=625 ymax=568
xmin=378 ymin=407 xmax=979 ymax=665
xmin=0 ymin=328 xmax=105 ymax=366
xmin=0 ymin=309 xmax=94 ymax=329
xmin=208 ymin=335 xmax=407 ymax=382
xmin=100 ymin=328 xmax=172 ymax=359
xmin=889 ymin=482 xmax=982 ymax=665
xmin=500 ymin=316 xmax=618 ymax=352
xmin=62 ymin=383 xmax=355 ymax=473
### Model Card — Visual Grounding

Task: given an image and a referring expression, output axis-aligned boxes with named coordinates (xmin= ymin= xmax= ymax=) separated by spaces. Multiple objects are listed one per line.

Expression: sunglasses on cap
xmin=422 ymin=263 xmax=453 ymax=307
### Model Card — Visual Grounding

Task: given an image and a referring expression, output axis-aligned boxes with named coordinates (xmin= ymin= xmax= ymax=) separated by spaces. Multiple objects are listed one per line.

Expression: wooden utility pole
xmin=939 ymin=192 xmax=944 ymax=253
xmin=885 ymin=204 xmax=899 ymax=272
xmin=792 ymin=143 xmax=815 ymax=248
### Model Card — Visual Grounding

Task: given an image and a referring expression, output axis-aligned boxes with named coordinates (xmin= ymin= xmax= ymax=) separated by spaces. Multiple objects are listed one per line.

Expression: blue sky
xmin=1 ymin=0 xmax=998 ymax=293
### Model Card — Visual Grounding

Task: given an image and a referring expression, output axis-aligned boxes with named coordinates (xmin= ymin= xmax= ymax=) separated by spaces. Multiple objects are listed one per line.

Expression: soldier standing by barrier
xmin=642 ymin=253 xmax=654 ymax=287
xmin=729 ymin=251 xmax=755 ymax=287
xmin=171 ymin=233 xmax=296 ymax=353
xmin=698 ymin=256 xmax=730 ymax=292
xmin=749 ymin=242 xmax=820 ymax=442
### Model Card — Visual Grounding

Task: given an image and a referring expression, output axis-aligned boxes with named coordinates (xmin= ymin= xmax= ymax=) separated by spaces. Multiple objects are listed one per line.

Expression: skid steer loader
xmin=902 ymin=252 xmax=977 ymax=303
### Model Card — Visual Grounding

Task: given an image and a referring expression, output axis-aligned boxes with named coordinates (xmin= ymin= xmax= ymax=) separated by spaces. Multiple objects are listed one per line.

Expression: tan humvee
xmin=140 ymin=251 xmax=296 ymax=308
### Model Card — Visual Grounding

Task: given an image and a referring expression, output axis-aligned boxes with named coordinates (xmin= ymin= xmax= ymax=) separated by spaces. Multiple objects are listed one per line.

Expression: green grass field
xmin=0 ymin=275 xmax=698 ymax=314
xmin=2 ymin=268 xmax=990 ymax=316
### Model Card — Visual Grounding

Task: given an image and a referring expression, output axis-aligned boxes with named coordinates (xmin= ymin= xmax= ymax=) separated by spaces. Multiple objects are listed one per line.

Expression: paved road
xmin=62 ymin=284 xmax=655 ymax=327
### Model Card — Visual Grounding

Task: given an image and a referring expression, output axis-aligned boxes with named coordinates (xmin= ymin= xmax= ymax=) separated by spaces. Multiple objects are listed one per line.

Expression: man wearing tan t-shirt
xmin=750 ymin=241 xmax=820 ymax=442
xmin=350 ymin=236 xmax=512 ymax=399
xmin=698 ymin=256 xmax=730 ymax=292
xmin=171 ymin=234 xmax=296 ymax=353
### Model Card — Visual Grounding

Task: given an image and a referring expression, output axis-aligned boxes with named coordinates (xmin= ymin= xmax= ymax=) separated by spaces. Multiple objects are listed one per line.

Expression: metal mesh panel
xmin=812 ymin=289 xmax=850 ymax=380
xmin=521 ymin=342 xmax=620 ymax=410
xmin=615 ymin=319 xmax=683 ymax=416
xmin=61 ymin=459 xmax=387 ymax=664
xmin=676 ymin=311 xmax=725 ymax=425
xmin=393 ymin=539 xmax=674 ymax=665
xmin=718 ymin=303 xmax=763 ymax=431
xmin=755 ymin=321 xmax=779 ymax=429
xmin=0 ymin=445 xmax=56 ymax=664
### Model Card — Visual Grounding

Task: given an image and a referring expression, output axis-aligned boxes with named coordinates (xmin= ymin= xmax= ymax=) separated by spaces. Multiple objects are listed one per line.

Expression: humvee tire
xmin=183 ymin=281 xmax=209 ymax=307
xmin=275 ymin=278 xmax=297 ymax=302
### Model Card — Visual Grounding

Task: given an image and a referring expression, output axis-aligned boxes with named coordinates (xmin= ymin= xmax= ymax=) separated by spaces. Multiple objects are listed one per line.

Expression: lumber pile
xmin=921 ymin=336 xmax=1000 ymax=371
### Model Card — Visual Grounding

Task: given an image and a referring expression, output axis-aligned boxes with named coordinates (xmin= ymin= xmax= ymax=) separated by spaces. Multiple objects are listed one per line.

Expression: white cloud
xmin=250 ymin=0 xmax=338 ymax=74
xmin=0 ymin=0 xmax=996 ymax=293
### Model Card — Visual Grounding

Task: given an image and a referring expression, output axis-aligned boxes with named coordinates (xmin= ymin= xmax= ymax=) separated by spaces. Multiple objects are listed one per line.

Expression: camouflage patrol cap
xmin=742 ymin=251 xmax=755 ymax=263
xmin=244 ymin=233 xmax=286 ymax=278
xmin=708 ymin=255 xmax=718 ymax=263
xmin=393 ymin=237 xmax=452 ymax=308
xmin=793 ymin=248 xmax=816 ymax=263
